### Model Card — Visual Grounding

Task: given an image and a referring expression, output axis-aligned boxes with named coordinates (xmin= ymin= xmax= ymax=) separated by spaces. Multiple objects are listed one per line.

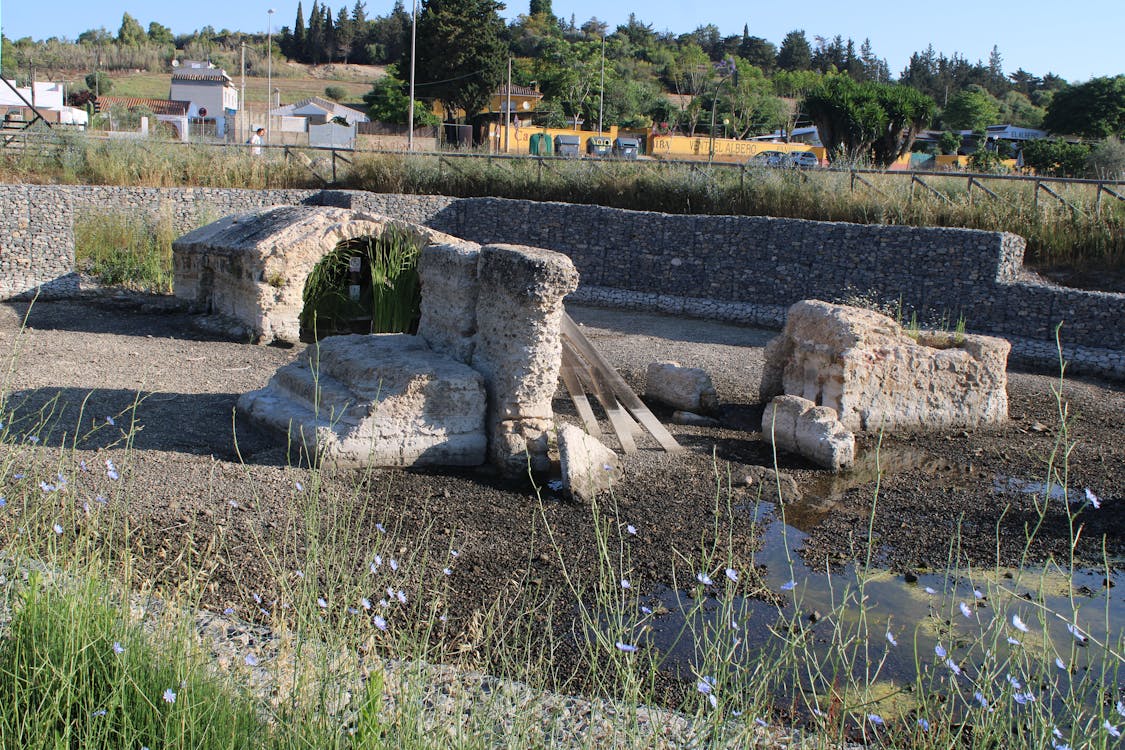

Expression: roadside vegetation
xmin=21 ymin=134 xmax=1122 ymax=280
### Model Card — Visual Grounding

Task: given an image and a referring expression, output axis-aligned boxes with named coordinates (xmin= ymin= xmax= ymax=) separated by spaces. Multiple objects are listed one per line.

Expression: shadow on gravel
xmin=3 ymin=299 xmax=241 ymax=344
xmin=1 ymin=386 xmax=283 ymax=465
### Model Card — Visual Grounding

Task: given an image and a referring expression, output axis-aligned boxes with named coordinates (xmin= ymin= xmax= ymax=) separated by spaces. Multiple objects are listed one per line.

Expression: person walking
xmin=249 ymin=127 xmax=265 ymax=156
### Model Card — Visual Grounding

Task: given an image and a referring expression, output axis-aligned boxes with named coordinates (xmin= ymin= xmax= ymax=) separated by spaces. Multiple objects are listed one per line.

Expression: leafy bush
xmin=324 ymin=85 xmax=348 ymax=102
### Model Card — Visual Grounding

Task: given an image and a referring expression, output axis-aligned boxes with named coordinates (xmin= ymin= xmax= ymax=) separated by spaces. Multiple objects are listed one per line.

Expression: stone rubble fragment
xmin=761 ymin=395 xmax=855 ymax=472
xmin=557 ymin=424 xmax=622 ymax=502
xmin=645 ymin=361 xmax=719 ymax=413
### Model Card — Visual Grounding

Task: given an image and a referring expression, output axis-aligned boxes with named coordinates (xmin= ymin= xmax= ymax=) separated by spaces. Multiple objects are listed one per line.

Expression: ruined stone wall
xmin=1 ymin=183 xmax=1121 ymax=377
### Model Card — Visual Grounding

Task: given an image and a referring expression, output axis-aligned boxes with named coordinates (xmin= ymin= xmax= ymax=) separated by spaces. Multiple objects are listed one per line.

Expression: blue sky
xmin=2 ymin=0 xmax=1121 ymax=83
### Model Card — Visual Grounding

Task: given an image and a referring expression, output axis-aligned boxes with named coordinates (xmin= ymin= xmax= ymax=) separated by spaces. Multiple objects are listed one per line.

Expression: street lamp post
xmin=597 ymin=32 xmax=605 ymax=134
xmin=266 ymin=8 xmax=275 ymax=145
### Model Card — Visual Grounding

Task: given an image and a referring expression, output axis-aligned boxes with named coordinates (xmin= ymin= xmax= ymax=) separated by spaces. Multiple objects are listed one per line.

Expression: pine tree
xmin=293 ymin=3 xmax=307 ymax=61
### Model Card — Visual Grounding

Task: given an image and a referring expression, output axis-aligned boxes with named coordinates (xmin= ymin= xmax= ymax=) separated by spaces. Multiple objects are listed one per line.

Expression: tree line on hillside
xmin=2 ymin=1 xmax=1123 ymax=175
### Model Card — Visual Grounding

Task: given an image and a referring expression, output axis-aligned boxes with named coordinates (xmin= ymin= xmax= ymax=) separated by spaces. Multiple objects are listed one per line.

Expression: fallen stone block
xmin=761 ymin=300 xmax=1009 ymax=433
xmin=238 ymin=334 xmax=487 ymax=469
xmin=558 ymin=423 xmax=621 ymax=502
xmin=645 ymin=361 xmax=718 ymax=413
xmin=762 ymin=395 xmax=855 ymax=471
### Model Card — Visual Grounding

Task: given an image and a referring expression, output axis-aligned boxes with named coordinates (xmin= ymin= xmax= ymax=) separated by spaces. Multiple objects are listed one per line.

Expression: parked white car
xmin=789 ymin=151 xmax=820 ymax=168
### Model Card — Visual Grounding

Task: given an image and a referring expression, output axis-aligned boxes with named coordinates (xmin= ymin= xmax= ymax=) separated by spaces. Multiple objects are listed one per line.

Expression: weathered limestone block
xmin=645 ymin=361 xmax=719 ymax=413
xmin=173 ymin=205 xmax=464 ymax=344
xmin=416 ymin=241 xmax=481 ymax=364
xmin=558 ymin=424 xmax=622 ymax=502
xmin=237 ymin=334 xmax=487 ymax=469
xmin=761 ymin=395 xmax=855 ymax=471
xmin=761 ymin=300 xmax=1009 ymax=433
xmin=471 ymin=244 xmax=579 ymax=475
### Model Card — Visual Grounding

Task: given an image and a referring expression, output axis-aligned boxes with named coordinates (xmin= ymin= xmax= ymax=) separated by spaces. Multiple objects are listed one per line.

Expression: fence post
xmin=967 ymin=175 xmax=973 ymax=206
xmin=332 ymin=149 xmax=337 ymax=183
xmin=1034 ymin=181 xmax=1041 ymax=210
xmin=537 ymin=156 xmax=543 ymax=199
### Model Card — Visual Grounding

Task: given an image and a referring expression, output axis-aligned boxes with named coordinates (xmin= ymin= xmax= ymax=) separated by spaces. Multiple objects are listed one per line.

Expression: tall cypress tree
xmin=306 ymin=0 xmax=324 ymax=63
xmin=293 ymin=2 xmax=307 ymax=60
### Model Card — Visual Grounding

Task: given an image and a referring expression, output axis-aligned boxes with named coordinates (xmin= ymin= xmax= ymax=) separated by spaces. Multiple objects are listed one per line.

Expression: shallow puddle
xmin=619 ymin=446 xmax=1124 ymax=716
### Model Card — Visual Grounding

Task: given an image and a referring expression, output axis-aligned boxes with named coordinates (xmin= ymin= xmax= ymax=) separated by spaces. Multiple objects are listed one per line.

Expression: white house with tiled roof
xmin=269 ymin=96 xmax=369 ymax=126
xmin=169 ymin=61 xmax=238 ymax=137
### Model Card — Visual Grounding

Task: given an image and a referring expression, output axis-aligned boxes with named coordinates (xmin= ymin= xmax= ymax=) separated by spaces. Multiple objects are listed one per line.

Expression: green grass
xmin=299 ymin=228 xmax=424 ymax=340
xmin=74 ymin=211 xmax=178 ymax=293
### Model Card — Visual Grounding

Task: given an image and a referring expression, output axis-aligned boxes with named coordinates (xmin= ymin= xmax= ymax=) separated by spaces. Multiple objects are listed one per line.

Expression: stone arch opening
xmin=298 ymin=227 xmax=426 ymax=342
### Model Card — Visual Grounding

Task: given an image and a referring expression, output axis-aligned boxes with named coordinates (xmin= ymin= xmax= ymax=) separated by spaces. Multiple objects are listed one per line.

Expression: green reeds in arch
xmin=299 ymin=227 xmax=424 ymax=341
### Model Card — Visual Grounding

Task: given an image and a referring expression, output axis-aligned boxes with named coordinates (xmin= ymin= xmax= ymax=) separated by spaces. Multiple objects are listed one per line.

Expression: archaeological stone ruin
xmin=175 ymin=206 xmax=581 ymax=477
xmin=760 ymin=300 xmax=1010 ymax=434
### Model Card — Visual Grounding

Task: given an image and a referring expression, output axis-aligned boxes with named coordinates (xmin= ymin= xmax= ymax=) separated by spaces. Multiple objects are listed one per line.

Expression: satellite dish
xmin=521 ymin=100 xmax=531 ymax=111
xmin=198 ymin=107 xmax=208 ymax=118
xmin=171 ymin=59 xmax=180 ymax=67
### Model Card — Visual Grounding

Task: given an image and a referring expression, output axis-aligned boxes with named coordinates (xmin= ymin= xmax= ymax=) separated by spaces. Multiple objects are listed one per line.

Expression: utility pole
xmin=407 ymin=0 xmax=417 ymax=151
xmin=267 ymin=8 xmax=275 ymax=145
xmin=504 ymin=57 xmax=512 ymax=153
xmin=598 ymin=32 xmax=605 ymax=134
xmin=240 ymin=42 xmax=246 ymax=140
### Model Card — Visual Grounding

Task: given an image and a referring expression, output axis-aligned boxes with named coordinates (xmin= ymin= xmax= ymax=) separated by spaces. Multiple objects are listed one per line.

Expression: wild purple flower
xmin=620 ymin=578 xmax=631 ymax=589
xmin=40 ymin=482 xmax=55 ymax=493
xmin=376 ymin=523 xmax=387 ymax=533
xmin=373 ymin=615 xmax=387 ymax=631
xmin=924 ymin=586 xmax=937 ymax=595
xmin=79 ymin=460 xmax=87 ymax=472
xmin=0 ymin=497 xmax=6 ymax=508
xmin=389 ymin=559 xmax=399 ymax=572
xmin=395 ymin=590 xmax=406 ymax=604
xmin=868 ymin=714 xmax=885 ymax=725
xmin=886 ymin=630 xmax=898 ymax=647
xmin=626 ymin=525 xmax=637 ymax=535
xmin=973 ymin=589 xmax=984 ymax=599
xmin=945 ymin=659 xmax=961 ymax=675
xmin=1053 ymin=744 xmax=1071 ymax=750
xmin=1105 ymin=721 xmax=1121 ymax=738
xmin=228 ymin=500 xmax=239 ymax=508
xmin=934 ymin=644 xmax=947 ymax=658
xmin=780 ymin=580 xmax=796 ymax=592
xmin=294 ymin=569 xmax=304 ymax=579
xmin=347 ymin=607 xmax=358 ymax=615
xmin=1013 ymin=691 xmax=1035 ymax=705
xmin=754 ymin=718 xmax=768 ymax=727
xmin=640 ymin=606 xmax=652 ymax=615
xmin=1012 ymin=614 xmax=1030 ymax=632
xmin=53 ymin=523 xmax=63 ymax=535
xmin=959 ymin=601 xmax=973 ymax=618
xmin=113 ymin=642 xmax=124 ymax=654
xmin=696 ymin=676 xmax=714 ymax=695
xmin=1055 ymin=656 xmax=1067 ymax=670
xmin=95 ymin=495 xmax=107 ymax=504
xmin=730 ymin=618 xmax=739 ymax=631
xmin=253 ymin=593 xmax=262 ymax=604
xmin=1007 ymin=636 xmax=1021 ymax=646
xmin=439 ymin=614 xmax=447 ymax=623
xmin=707 ymin=694 xmax=718 ymax=708
xmin=13 ymin=473 xmax=23 ymax=479
xmin=317 ymin=598 xmax=327 ymax=608
xmin=450 ymin=549 xmax=460 ymax=558
xmin=162 ymin=688 xmax=176 ymax=704
xmin=27 ymin=435 xmax=39 ymax=444
xmin=917 ymin=718 xmax=930 ymax=732
xmin=294 ymin=481 xmax=303 ymax=492
xmin=1116 ymin=700 xmax=1125 ymax=718
xmin=1066 ymin=623 xmax=1087 ymax=643
xmin=105 ymin=460 xmax=118 ymax=480
xmin=615 ymin=641 xmax=637 ymax=653
xmin=1053 ymin=726 xmax=1064 ymax=739
xmin=974 ymin=692 xmax=991 ymax=710
xmin=602 ymin=463 xmax=613 ymax=472
xmin=361 ymin=598 xmax=371 ymax=610
xmin=1085 ymin=488 xmax=1101 ymax=509
xmin=245 ymin=653 xmax=259 ymax=667
xmin=696 ymin=572 xmax=713 ymax=586
xmin=443 ymin=567 xmax=452 ymax=576
xmin=106 ymin=416 xmax=115 ymax=426
xmin=93 ymin=709 xmax=107 ymax=717
xmin=379 ymin=599 xmax=388 ymax=608
xmin=1007 ymin=674 xmax=1022 ymax=689
xmin=725 ymin=567 xmax=738 ymax=583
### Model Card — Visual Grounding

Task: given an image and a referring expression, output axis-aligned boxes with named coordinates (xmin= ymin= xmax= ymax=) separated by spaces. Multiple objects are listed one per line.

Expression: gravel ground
xmin=0 ymin=292 xmax=1121 ymax=744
